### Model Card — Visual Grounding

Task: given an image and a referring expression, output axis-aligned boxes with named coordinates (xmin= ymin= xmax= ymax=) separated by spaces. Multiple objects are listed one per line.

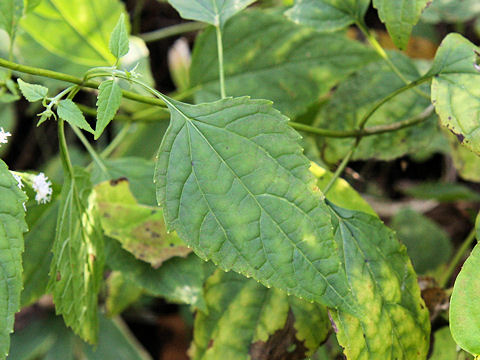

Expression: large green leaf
xmin=373 ymin=0 xmax=430 ymax=49
xmin=167 ymin=0 xmax=256 ymax=27
xmin=155 ymin=95 xmax=357 ymax=314
xmin=390 ymin=208 xmax=452 ymax=274
xmin=0 ymin=0 xmax=23 ymax=39
xmin=286 ymin=0 xmax=369 ymax=32
xmin=0 ymin=160 xmax=27 ymax=358
xmin=428 ymin=34 xmax=480 ymax=156
xmin=18 ymin=0 xmax=126 ymax=76
xmin=450 ymin=242 xmax=480 ymax=356
xmin=422 ymin=0 xmax=480 ymax=24
xmin=316 ymin=51 xmax=436 ymax=163
xmin=327 ymin=202 xmax=430 ymax=360
xmin=190 ymin=10 xmax=377 ymax=117
xmin=48 ymin=168 xmax=104 ymax=344
xmin=105 ymin=238 xmax=211 ymax=311
xmin=190 ymin=270 xmax=330 ymax=360
xmin=95 ymin=179 xmax=191 ymax=268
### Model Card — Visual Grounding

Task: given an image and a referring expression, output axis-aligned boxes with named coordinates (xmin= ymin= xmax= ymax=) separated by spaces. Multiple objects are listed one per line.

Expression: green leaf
xmin=316 ymin=51 xmax=436 ymax=163
xmin=167 ymin=0 xmax=256 ymax=27
xmin=422 ymin=0 xmax=480 ymax=24
xmin=430 ymin=327 xmax=463 ymax=360
xmin=310 ymin=162 xmax=377 ymax=217
xmin=0 ymin=0 xmax=24 ymax=38
xmin=95 ymin=179 xmax=191 ymax=268
xmin=155 ymin=96 xmax=357 ymax=314
xmin=285 ymin=0 xmax=370 ymax=32
xmin=190 ymin=10 xmax=377 ymax=117
xmin=402 ymin=182 xmax=480 ymax=202
xmin=105 ymin=238 xmax=211 ymax=311
xmin=48 ymin=168 xmax=104 ymax=344
xmin=57 ymin=99 xmax=94 ymax=134
xmin=450 ymin=242 xmax=480 ymax=356
xmin=191 ymin=270 xmax=330 ymax=360
xmin=373 ymin=0 xmax=430 ymax=49
xmin=390 ymin=208 xmax=452 ymax=274
xmin=95 ymin=80 xmax=122 ymax=140
xmin=448 ymin=132 xmax=480 ymax=182
xmin=327 ymin=202 xmax=430 ymax=360
xmin=0 ymin=160 xmax=27 ymax=358
xmin=105 ymin=271 xmax=143 ymax=317
xmin=17 ymin=79 xmax=48 ymax=102
xmin=18 ymin=0 xmax=127 ymax=76
xmin=428 ymin=33 xmax=480 ymax=156
xmin=21 ymin=202 xmax=58 ymax=307
xmin=109 ymin=13 xmax=129 ymax=60
xmin=8 ymin=317 xmax=57 ymax=360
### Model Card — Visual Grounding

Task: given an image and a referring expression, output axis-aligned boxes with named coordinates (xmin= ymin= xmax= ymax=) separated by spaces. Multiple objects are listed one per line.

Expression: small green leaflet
xmin=191 ymin=270 xmax=330 ymax=360
xmin=95 ymin=179 xmax=191 ymax=268
xmin=0 ymin=0 xmax=24 ymax=38
xmin=109 ymin=13 xmax=129 ymax=60
xmin=167 ymin=0 xmax=256 ymax=27
xmin=327 ymin=202 xmax=430 ymax=360
xmin=95 ymin=80 xmax=122 ymax=139
xmin=57 ymin=99 xmax=94 ymax=134
xmin=428 ymin=34 xmax=480 ymax=156
xmin=17 ymin=79 xmax=48 ymax=102
xmin=155 ymin=96 xmax=357 ymax=314
xmin=0 ymin=160 xmax=27 ymax=358
xmin=373 ymin=0 xmax=430 ymax=50
xmin=48 ymin=168 xmax=104 ymax=344
xmin=286 ymin=0 xmax=370 ymax=33
xmin=450 ymin=241 xmax=480 ymax=356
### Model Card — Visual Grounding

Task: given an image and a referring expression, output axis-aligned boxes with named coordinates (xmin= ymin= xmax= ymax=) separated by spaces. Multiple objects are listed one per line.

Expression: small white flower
xmin=11 ymin=173 xmax=24 ymax=189
xmin=0 ymin=128 xmax=11 ymax=145
xmin=32 ymin=172 xmax=52 ymax=204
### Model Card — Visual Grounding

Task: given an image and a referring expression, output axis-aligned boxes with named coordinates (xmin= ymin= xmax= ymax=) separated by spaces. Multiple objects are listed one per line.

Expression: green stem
xmin=70 ymin=125 xmax=109 ymax=175
xmin=140 ymin=22 xmax=207 ymax=43
xmin=356 ymin=21 xmax=430 ymax=100
xmin=132 ymin=0 xmax=145 ymax=35
xmin=100 ymin=123 xmax=133 ymax=158
xmin=323 ymin=145 xmax=357 ymax=195
xmin=215 ymin=26 xmax=227 ymax=99
xmin=440 ymin=229 xmax=477 ymax=288
xmin=58 ymin=119 xmax=75 ymax=179
xmin=0 ymin=57 xmax=168 ymax=108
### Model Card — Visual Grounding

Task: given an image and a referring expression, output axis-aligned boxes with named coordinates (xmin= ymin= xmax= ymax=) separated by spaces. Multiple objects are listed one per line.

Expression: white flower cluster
xmin=32 ymin=172 xmax=52 ymax=204
xmin=0 ymin=127 xmax=11 ymax=145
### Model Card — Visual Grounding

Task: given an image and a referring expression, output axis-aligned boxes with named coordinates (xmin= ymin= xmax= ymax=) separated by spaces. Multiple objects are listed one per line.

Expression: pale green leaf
xmin=190 ymin=10 xmax=377 ymax=117
xmin=286 ymin=0 xmax=370 ymax=32
xmin=95 ymin=80 xmax=122 ymax=140
xmin=57 ymin=99 xmax=94 ymax=134
xmin=430 ymin=327 xmax=463 ymax=360
xmin=422 ymin=0 xmax=480 ymax=24
xmin=390 ymin=208 xmax=452 ymax=274
xmin=428 ymin=34 xmax=480 ymax=155
xmin=95 ymin=180 xmax=191 ymax=268
xmin=105 ymin=238 xmax=211 ymax=311
xmin=309 ymin=162 xmax=377 ymax=216
xmin=48 ymin=168 xmax=104 ymax=344
xmin=448 ymin=132 xmax=480 ymax=182
xmin=327 ymin=202 xmax=430 ymax=360
xmin=0 ymin=0 xmax=24 ymax=38
xmin=17 ymin=79 xmax=48 ymax=102
xmin=0 ymin=160 xmax=27 ymax=358
xmin=316 ymin=51 xmax=437 ymax=163
xmin=373 ymin=0 xmax=430 ymax=49
xmin=18 ymin=0 xmax=127 ymax=76
xmin=450 ymin=242 xmax=480 ymax=356
xmin=25 ymin=0 xmax=43 ymax=13
xmin=105 ymin=271 xmax=143 ymax=317
xmin=167 ymin=0 xmax=256 ymax=27
xmin=109 ymin=13 xmax=129 ymax=60
xmin=155 ymin=96 xmax=357 ymax=314
xmin=191 ymin=270 xmax=330 ymax=360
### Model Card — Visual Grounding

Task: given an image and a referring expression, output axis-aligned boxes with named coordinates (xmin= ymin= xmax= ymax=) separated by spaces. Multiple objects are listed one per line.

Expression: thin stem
xmin=70 ymin=125 xmax=109 ymax=175
xmin=132 ymin=0 xmax=145 ymax=35
xmin=100 ymin=123 xmax=133 ymax=158
xmin=323 ymin=145 xmax=357 ymax=195
xmin=291 ymin=105 xmax=434 ymax=138
xmin=140 ymin=22 xmax=207 ymax=43
xmin=0 ymin=57 xmax=168 ymax=108
xmin=215 ymin=26 xmax=226 ymax=99
xmin=356 ymin=21 xmax=430 ymax=100
xmin=58 ymin=119 xmax=75 ymax=179
xmin=440 ymin=229 xmax=477 ymax=288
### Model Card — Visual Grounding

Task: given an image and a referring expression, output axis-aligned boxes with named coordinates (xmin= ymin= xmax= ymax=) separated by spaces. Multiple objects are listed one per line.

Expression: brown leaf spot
xmin=56 ymin=271 xmax=61 ymax=281
xmin=110 ymin=177 xmax=128 ymax=186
